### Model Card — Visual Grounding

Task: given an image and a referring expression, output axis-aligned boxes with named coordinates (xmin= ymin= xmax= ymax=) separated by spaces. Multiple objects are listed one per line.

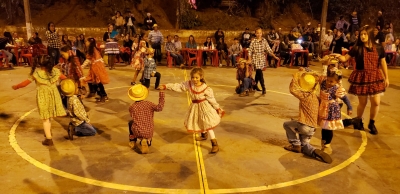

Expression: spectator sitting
xmin=322 ymin=29 xmax=334 ymax=52
xmin=214 ymin=28 xmax=225 ymax=43
xmin=267 ymin=28 xmax=280 ymax=53
xmin=216 ymin=37 xmax=228 ymax=67
xmin=120 ymin=34 xmax=133 ymax=65
xmin=277 ymin=28 xmax=284 ymax=41
xmin=2 ymin=31 xmax=17 ymax=67
xmin=124 ymin=11 xmax=136 ymax=37
xmin=228 ymin=38 xmax=242 ymax=67
xmin=279 ymin=35 xmax=291 ymax=65
xmin=349 ymin=30 xmax=359 ymax=46
xmin=202 ymin=37 xmax=214 ymax=66
xmin=112 ymin=11 xmax=125 ymax=36
xmin=329 ymin=29 xmax=345 ymax=54
xmin=293 ymin=23 xmax=303 ymax=35
xmin=165 ymin=35 xmax=184 ymax=68
xmin=144 ymin=13 xmax=157 ymax=31
xmin=236 ymin=58 xmax=254 ymax=97
xmin=241 ymin=27 xmax=252 ymax=48
xmin=312 ymin=28 xmax=320 ymax=57
xmin=61 ymin=35 xmax=72 ymax=47
xmin=374 ymin=26 xmax=385 ymax=47
xmin=0 ymin=33 xmax=14 ymax=68
xmin=288 ymin=30 xmax=299 ymax=43
xmin=303 ymin=22 xmax=312 ymax=35
xmin=186 ymin=35 xmax=197 ymax=49
xmin=173 ymin=35 xmax=182 ymax=51
xmin=28 ymin=32 xmax=42 ymax=45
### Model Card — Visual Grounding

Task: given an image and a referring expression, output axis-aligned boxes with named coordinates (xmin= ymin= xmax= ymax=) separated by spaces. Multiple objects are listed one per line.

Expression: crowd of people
xmin=4 ymin=9 xmax=390 ymax=165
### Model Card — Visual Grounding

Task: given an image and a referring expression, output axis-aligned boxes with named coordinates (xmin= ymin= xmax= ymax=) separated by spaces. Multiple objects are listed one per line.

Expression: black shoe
xmin=352 ymin=118 xmax=364 ymax=130
xmin=368 ymin=121 xmax=378 ymax=135
xmin=343 ymin=118 xmax=353 ymax=127
xmin=262 ymin=90 xmax=266 ymax=95
xmin=314 ymin=149 xmax=333 ymax=164
xmin=253 ymin=85 xmax=262 ymax=91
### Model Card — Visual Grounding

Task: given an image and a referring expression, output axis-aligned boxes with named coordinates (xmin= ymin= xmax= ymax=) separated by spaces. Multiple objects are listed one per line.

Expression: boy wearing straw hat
xmin=128 ymin=84 xmax=165 ymax=154
xmin=283 ymin=70 xmax=332 ymax=164
xmin=60 ymin=79 xmax=97 ymax=140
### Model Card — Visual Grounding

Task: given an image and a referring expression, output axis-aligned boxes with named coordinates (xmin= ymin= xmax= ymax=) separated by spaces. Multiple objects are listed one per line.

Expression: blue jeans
xmin=283 ymin=120 xmax=316 ymax=157
xmin=75 ymin=122 xmax=96 ymax=136
xmin=229 ymin=54 xmax=237 ymax=66
xmin=170 ymin=52 xmax=183 ymax=65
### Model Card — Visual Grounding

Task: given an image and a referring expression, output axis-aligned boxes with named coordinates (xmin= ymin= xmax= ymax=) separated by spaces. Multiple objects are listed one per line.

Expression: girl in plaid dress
xmin=158 ymin=68 xmax=224 ymax=153
xmin=334 ymin=25 xmax=390 ymax=135
xmin=130 ymin=40 xmax=147 ymax=85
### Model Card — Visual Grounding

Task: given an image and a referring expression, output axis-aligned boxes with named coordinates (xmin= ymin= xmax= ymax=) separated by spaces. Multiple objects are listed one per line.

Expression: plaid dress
xmin=248 ymin=38 xmax=273 ymax=69
xmin=129 ymin=92 xmax=165 ymax=139
xmin=348 ymin=47 xmax=386 ymax=95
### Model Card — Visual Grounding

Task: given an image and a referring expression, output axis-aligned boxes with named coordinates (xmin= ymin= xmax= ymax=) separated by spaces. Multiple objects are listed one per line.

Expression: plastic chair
xmin=186 ymin=49 xmax=198 ymax=67
xmin=19 ymin=46 xmax=33 ymax=66
xmin=0 ymin=50 xmax=10 ymax=68
xmin=167 ymin=51 xmax=176 ymax=68
xmin=32 ymin=44 xmax=48 ymax=57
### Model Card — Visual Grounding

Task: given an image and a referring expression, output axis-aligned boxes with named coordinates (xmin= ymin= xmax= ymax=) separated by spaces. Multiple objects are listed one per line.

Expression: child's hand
xmin=157 ymin=85 xmax=166 ymax=90
xmin=216 ymin=108 xmax=225 ymax=118
xmin=12 ymin=85 xmax=18 ymax=90
xmin=347 ymin=110 xmax=353 ymax=115
xmin=298 ymin=67 xmax=305 ymax=71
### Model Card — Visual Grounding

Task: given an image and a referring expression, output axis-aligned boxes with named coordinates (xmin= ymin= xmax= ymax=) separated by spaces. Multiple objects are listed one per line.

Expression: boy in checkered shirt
xmin=128 ymin=84 xmax=165 ymax=154
xmin=143 ymin=48 xmax=161 ymax=89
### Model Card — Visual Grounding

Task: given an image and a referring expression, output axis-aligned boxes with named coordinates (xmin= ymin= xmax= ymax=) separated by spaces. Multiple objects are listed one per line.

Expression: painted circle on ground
xmin=8 ymin=85 xmax=367 ymax=193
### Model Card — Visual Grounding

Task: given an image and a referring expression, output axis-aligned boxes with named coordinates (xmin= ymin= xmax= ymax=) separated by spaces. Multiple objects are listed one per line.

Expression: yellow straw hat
xmin=147 ymin=47 xmax=155 ymax=54
xmin=297 ymin=72 xmax=319 ymax=92
xmin=238 ymin=58 xmax=247 ymax=64
xmin=128 ymin=84 xmax=149 ymax=101
xmin=60 ymin=78 xmax=76 ymax=97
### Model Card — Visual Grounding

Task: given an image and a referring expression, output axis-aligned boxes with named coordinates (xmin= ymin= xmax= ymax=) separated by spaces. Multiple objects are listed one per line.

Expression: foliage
xmin=180 ymin=10 xmax=202 ymax=29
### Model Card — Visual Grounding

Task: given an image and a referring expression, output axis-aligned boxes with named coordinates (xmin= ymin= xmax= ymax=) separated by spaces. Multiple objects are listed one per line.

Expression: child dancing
xmin=283 ymin=70 xmax=332 ymax=163
xmin=143 ymin=48 xmax=161 ymax=89
xmin=158 ymin=68 xmax=224 ymax=153
xmin=81 ymin=38 xmax=110 ymax=103
xmin=128 ymin=84 xmax=165 ymax=154
xmin=319 ymin=67 xmax=347 ymax=154
xmin=12 ymin=56 xmax=67 ymax=146
xmin=130 ymin=40 xmax=147 ymax=85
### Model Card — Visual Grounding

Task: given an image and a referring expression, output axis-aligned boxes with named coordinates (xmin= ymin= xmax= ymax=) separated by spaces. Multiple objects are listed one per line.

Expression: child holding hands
xmin=158 ymin=67 xmax=224 ymax=153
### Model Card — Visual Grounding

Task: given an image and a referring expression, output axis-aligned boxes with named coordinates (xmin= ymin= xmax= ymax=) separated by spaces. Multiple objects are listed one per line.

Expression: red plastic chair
xmin=167 ymin=51 xmax=176 ymax=68
xmin=19 ymin=46 xmax=33 ymax=66
xmin=186 ymin=49 xmax=198 ymax=67
xmin=32 ymin=44 xmax=48 ymax=57
xmin=0 ymin=50 xmax=10 ymax=68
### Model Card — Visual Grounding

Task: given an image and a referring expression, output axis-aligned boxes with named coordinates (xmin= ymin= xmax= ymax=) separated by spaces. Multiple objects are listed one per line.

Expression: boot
xmin=368 ymin=120 xmax=378 ymax=135
xmin=195 ymin=132 xmax=208 ymax=141
xmin=140 ymin=139 xmax=149 ymax=154
xmin=352 ymin=118 xmax=364 ymax=130
xmin=313 ymin=149 xmax=333 ymax=164
xmin=342 ymin=118 xmax=353 ymax=127
xmin=67 ymin=122 xmax=75 ymax=140
xmin=42 ymin=138 xmax=54 ymax=146
xmin=284 ymin=144 xmax=301 ymax=153
xmin=210 ymin=139 xmax=219 ymax=153
xmin=253 ymin=85 xmax=262 ymax=91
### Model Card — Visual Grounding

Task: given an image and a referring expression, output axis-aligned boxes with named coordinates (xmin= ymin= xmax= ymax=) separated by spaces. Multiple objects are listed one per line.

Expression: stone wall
xmin=1 ymin=26 xmax=247 ymax=44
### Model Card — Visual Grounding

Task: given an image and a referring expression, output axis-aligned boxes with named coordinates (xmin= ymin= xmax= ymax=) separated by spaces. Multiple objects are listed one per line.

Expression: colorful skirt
xmin=348 ymin=70 xmax=385 ymax=96
xmin=104 ymin=42 xmax=119 ymax=55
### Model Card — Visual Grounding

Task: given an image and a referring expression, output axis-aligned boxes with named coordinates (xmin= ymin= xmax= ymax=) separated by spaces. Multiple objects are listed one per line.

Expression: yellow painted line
xmin=183 ymin=69 xmax=209 ymax=194
xmin=8 ymin=82 xmax=368 ymax=194
xmin=210 ymin=131 xmax=367 ymax=193
xmin=8 ymin=109 xmax=199 ymax=194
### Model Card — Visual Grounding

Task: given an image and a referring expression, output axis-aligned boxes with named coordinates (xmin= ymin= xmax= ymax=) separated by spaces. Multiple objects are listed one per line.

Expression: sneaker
xmin=284 ymin=144 xmax=301 ymax=153
xmin=314 ymin=149 xmax=333 ymax=164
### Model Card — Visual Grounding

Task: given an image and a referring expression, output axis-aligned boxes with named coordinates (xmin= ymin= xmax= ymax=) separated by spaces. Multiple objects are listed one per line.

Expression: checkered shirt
xmin=45 ymin=30 xmax=61 ymax=48
xmin=236 ymin=65 xmax=253 ymax=81
xmin=68 ymin=95 xmax=90 ymax=126
xmin=143 ymin=57 xmax=157 ymax=79
xmin=289 ymin=77 xmax=319 ymax=128
xmin=129 ymin=92 xmax=165 ymax=139
xmin=165 ymin=42 xmax=177 ymax=53
xmin=248 ymin=38 xmax=273 ymax=69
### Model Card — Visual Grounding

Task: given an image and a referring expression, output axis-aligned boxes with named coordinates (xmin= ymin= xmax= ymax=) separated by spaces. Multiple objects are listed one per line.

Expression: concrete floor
xmin=1 ymin=62 xmax=400 ymax=194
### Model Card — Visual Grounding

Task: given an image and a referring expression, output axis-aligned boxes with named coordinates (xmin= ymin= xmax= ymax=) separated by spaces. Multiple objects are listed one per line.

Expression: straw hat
xmin=128 ymin=84 xmax=149 ymax=101
xmin=147 ymin=47 xmax=155 ymax=54
xmin=238 ymin=58 xmax=247 ymax=64
xmin=152 ymin=24 xmax=158 ymax=28
xmin=297 ymin=72 xmax=319 ymax=92
xmin=293 ymin=32 xmax=301 ymax=38
xmin=60 ymin=79 xmax=76 ymax=97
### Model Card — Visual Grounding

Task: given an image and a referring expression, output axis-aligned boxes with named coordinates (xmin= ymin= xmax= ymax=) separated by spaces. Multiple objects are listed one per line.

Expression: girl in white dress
xmin=158 ymin=68 xmax=224 ymax=153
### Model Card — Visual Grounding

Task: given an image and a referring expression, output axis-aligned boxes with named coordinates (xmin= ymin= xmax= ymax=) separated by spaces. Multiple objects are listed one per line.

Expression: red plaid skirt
xmin=348 ymin=70 xmax=385 ymax=95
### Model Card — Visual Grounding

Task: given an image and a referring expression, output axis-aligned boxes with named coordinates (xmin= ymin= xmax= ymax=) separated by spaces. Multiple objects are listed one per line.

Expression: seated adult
xmin=120 ymin=34 xmax=133 ymax=65
xmin=267 ymin=28 xmax=280 ymax=53
xmin=279 ymin=35 xmax=291 ymax=65
xmin=173 ymin=35 xmax=182 ymax=51
xmin=241 ymin=28 xmax=252 ymax=48
xmin=186 ymin=35 xmax=197 ymax=49
xmin=0 ymin=35 xmax=13 ymax=67
xmin=28 ymin=32 xmax=43 ymax=45
xmin=228 ymin=38 xmax=242 ymax=67
xmin=214 ymin=28 xmax=225 ymax=43
xmin=202 ymin=37 xmax=214 ymax=66
xmin=165 ymin=35 xmax=184 ymax=67
xmin=143 ymin=13 xmax=156 ymax=31
xmin=2 ymin=32 xmax=17 ymax=66
xmin=216 ymin=37 xmax=228 ymax=67
xmin=330 ymin=29 xmax=345 ymax=54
